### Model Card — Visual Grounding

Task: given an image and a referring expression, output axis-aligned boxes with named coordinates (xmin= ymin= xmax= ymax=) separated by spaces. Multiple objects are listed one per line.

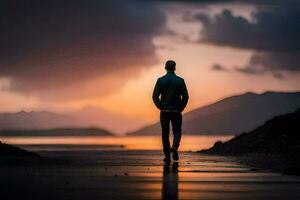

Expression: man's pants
xmin=160 ymin=111 xmax=182 ymax=156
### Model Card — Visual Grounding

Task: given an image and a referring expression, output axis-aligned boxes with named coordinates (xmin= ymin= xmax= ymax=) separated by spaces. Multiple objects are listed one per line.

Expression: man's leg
xmin=160 ymin=112 xmax=171 ymax=159
xmin=171 ymin=112 xmax=182 ymax=151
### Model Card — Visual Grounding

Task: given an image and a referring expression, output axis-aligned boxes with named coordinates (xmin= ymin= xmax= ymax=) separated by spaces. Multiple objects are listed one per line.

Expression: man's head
xmin=165 ymin=60 xmax=176 ymax=72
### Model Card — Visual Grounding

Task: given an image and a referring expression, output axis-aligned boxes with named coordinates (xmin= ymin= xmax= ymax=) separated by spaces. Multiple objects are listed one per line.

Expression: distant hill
xmin=129 ymin=91 xmax=300 ymax=135
xmin=71 ymin=106 xmax=147 ymax=134
xmin=0 ymin=106 xmax=146 ymax=134
xmin=0 ymin=111 xmax=75 ymax=130
xmin=0 ymin=128 xmax=113 ymax=136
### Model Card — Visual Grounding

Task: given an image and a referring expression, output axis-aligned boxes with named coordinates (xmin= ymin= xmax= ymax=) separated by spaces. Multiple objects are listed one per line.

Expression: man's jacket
xmin=152 ymin=71 xmax=189 ymax=112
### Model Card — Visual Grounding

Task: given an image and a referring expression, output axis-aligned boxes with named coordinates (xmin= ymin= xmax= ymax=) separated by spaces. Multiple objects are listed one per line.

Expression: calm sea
xmin=0 ymin=135 xmax=233 ymax=152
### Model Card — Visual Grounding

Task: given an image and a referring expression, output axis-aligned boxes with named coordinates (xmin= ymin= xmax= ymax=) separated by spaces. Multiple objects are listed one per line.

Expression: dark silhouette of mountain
xmin=0 ymin=128 xmax=113 ymax=136
xmin=200 ymin=109 xmax=300 ymax=175
xmin=200 ymin=109 xmax=300 ymax=155
xmin=129 ymin=91 xmax=300 ymax=135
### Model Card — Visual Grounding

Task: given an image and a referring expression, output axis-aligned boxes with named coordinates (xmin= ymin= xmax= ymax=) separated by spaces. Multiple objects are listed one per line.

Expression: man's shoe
xmin=171 ymin=147 xmax=179 ymax=161
xmin=163 ymin=156 xmax=171 ymax=163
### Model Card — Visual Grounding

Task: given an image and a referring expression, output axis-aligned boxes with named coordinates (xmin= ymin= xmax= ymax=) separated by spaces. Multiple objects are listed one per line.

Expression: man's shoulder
xmin=158 ymin=75 xmax=168 ymax=81
xmin=157 ymin=76 xmax=163 ymax=82
xmin=176 ymin=75 xmax=184 ymax=81
xmin=174 ymin=74 xmax=184 ymax=82
xmin=158 ymin=74 xmax=184 ymax=82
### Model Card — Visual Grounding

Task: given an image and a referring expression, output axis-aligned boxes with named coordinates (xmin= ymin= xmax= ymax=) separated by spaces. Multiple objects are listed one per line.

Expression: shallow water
xmin=0 ymin=135 xmax=233 ymax=151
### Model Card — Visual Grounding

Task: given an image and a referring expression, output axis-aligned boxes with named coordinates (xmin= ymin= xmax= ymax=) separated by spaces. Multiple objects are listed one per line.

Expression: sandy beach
xmin=1 ymin=150 xmax=300 ymax=200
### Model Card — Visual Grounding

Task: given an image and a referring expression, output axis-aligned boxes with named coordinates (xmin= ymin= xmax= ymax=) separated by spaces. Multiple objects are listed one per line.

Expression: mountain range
xmin=1 ymin=91 xmax=300 ymax=136
xmin=0 ymin=106 xmax=146 ymax=134
xmin=129 ymin=91 xmax=300 ymax=135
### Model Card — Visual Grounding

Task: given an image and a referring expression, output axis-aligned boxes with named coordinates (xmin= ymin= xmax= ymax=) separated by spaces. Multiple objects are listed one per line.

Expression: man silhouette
xmin=152 ymin=60 xmax=189 ymax=163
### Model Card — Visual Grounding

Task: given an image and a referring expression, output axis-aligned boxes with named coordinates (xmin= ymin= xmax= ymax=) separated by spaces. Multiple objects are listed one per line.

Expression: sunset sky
xmin=0 ymin=0 xmax=299 ymax=131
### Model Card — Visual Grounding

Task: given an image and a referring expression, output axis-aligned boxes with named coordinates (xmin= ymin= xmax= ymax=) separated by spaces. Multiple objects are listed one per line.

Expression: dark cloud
xmin=235 ymin=66 xmax=260 ymax=75
xmin=197 ymin=8 xmax=300 ymax=52
xmin=272 ymin=72 xmax=284 ymax=79
xmin=235 ymin=65 xmax=285 ymax=79
xmin=195 ymin=2 xmax=300 ymax=76
xmin=249 ymin=51 xmax=300 ymax=72
xmin=0 ymin=0 xmax=166 ymax=100
xmin=211 ymin=63 xmax=228 ymax=71
xmin=235 ymin=51 xmax=300 ymax=78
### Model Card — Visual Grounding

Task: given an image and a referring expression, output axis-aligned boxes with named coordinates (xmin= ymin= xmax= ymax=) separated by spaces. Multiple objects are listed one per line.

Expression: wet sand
xmin=1 ymin=150 xmax=300 ymax=200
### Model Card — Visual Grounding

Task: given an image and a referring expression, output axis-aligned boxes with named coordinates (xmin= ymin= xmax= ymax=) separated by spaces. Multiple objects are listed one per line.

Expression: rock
xmin=0 ymin=141 xmax=38 ymax=157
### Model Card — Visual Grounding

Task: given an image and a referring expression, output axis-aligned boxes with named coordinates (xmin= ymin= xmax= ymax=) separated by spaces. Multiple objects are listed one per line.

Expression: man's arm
xmin=152 ymin=79 xmax=162 ymax=110
xmin=180 ymin=80 xmax=189 ymax=112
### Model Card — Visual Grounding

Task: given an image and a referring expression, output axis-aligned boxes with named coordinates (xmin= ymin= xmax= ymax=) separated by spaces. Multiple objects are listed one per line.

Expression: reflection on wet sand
xmin=162 ymin=162 xmax=179 ymax=200
xmin=1 ymin=151 xmax=300 ymax=199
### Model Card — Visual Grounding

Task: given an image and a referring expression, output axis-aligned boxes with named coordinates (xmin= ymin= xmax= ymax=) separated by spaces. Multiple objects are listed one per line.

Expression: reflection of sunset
xmin=1 ymin=135 xmax=232 ymax=151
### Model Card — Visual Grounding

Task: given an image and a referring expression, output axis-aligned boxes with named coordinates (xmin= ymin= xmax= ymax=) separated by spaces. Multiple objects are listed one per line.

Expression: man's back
xmin=152 ymin=71 xmax=189 ymax=112
xmin=152 ymin=60 xmax=189 ymax=163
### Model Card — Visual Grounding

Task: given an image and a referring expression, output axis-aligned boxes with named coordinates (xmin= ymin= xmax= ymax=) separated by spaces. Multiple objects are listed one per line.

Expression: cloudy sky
xmin=0 ymin=0 xmax=299 ymax=131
